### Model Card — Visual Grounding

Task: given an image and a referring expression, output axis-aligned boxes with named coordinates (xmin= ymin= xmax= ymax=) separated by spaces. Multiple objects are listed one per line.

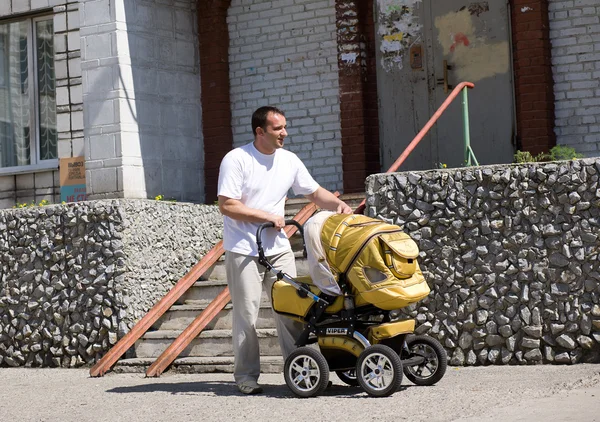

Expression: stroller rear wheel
xmin=335 ymin=369 xmax=359 ymax=386
xmin=402 ymin=335 xmax=447 ymax=386
xmin=284 ymin=346 xmax=330 ymax=398
xmin=356 ymin=344 xmax=403 ymax=397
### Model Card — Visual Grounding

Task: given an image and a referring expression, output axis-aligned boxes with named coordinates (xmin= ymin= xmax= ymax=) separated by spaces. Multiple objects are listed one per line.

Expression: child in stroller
xmin=256 ymin=212 xmax=447 ymax=397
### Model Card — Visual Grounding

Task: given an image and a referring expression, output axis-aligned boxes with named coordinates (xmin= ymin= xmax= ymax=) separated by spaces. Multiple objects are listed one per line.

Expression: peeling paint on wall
xmin=450 ymin=32 xmax=470 ymax=52
xmin=337 ymin=1 xmax=362 ymax=68
xmin=434 ymin=8 xmax=509 ymax=82
xmin=468 ymin=2 xmax=489 ymax=17
xmin=377 ymin=0 xmax=422 ymax=71
xmin=341 ymin=52 xmax=358 ymax=64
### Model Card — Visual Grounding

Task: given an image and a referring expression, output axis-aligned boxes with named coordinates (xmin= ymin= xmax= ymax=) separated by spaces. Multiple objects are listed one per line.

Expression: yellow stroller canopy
xmin=320 ymin=214 xmax=430 ymax=310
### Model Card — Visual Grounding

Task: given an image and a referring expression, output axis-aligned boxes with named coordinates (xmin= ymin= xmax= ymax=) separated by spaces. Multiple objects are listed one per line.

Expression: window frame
xmin=0 ymin=33 xmax=6 ymax=88
xmin=0 ymin=13 xmax=58 ymax=176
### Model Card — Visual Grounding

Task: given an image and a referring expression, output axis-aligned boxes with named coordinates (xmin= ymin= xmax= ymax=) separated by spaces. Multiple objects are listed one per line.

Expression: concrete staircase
xmin=114 ymin=193 xmax=365 ymax=374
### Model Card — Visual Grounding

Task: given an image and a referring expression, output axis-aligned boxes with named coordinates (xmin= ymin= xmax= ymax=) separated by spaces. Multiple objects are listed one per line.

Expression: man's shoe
xmin=237 ymin=381 xmax=263 ymax=395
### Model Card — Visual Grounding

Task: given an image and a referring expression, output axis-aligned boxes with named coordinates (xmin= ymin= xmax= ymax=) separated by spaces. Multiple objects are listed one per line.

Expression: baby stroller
xmin=257 ymin=214 xmax=447 ymax=398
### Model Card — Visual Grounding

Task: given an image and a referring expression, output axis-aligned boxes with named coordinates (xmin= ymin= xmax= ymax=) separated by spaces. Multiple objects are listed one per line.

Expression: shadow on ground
xmin=106 ymin=382 xmax=419 ymax=398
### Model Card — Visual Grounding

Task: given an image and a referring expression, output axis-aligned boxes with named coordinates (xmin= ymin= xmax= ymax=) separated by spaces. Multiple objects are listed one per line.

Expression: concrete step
xmin=197 ymin=251 xmax=309 ymax=284
xmin=179 ymin=280 xmax=269 ymax=303
xmin=180 ymin=255 xmax=311 ymax=303
xmin=339 ymin=192 xmax=367 ymax=210
xmin=179 ymin=280 xmax=230 ymax=303
xmin=153 ymin=301 xmax=276 ymax=331
xmin=114 ymin=356 xmax=284 ymax=374
xmin=284 ymin=192 xmax=365 ymax=218
xmin=135 ymin=328 xmax=281 ymax=358
xmin=198 ymin=259 xmax=226 ymax=282
xmin=284 ymin=197 xmax=316 ymax=219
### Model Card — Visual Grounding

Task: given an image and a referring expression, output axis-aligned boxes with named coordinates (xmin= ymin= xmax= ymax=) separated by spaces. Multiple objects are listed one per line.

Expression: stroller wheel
xmin=335 ymin=369 xmax=359 ymax=387
xmin=284 ymin=346 xmax=330 ymax=398
xmin=356 ymin=344 xmax=403 ymax=397
xmin=402 ymin=335 xmax=447 ymax=386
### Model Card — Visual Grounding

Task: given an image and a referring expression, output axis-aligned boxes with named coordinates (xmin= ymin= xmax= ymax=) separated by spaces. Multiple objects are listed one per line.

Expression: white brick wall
xmin=549 ymin=0 xmax=600 ymax=155
xmin=228 ymin=0 xmax=343 ymax=193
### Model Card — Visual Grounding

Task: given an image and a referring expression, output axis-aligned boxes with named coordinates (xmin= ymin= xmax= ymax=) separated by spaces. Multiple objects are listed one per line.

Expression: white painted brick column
xmin=549 ymin=0 xmax=600 ymax=156
xmin=80 ymin=0 xmax=201 ymax=201
xmin=55 ymin=0 xmax=84 ymax=160
xmin=80 ymin=0 xmax=142 ymax=199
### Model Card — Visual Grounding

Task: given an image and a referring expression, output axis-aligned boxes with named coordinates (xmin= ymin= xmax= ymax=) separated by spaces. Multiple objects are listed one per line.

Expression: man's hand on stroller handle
xmin=256 ymin=220 xmax=304 ymax=241
xmin=266 ymin=214 xmax=286 ymax=230
xmin=336 ymin=201 xmax=352 ymax=214
xmin=256 ymin=220 xmax=304 ymax=269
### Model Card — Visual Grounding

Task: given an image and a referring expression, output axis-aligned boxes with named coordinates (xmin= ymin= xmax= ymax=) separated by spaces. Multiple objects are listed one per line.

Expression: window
xmin=0 ymin=15 xmax=57 ymax=172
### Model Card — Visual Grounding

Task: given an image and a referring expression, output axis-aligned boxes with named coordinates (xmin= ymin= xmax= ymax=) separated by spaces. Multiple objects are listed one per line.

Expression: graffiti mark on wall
xmin=383 ymin=33 xmax=404 ymax=42
xmin=377 ymin=0 xmax=422 ymax=71
xmin=341 ymin=52 xmax=358 ymax=64
xmin=435 ymin=8 xmax=509 ymax=82
xmin=467 ymin=2 xmax=489 ymax=17
xmin=337 ymin=1 xmax=361 ymax=68
xmin=450 ymin=32 xmax=470 ymax=52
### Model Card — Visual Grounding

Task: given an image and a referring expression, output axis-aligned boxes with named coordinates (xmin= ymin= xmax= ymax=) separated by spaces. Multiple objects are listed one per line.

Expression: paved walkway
xmin=1 ymin=364 xmax=599 ymax=421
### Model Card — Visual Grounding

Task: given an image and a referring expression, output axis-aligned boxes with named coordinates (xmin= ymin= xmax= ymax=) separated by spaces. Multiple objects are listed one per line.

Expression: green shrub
xmin=513 ymin=145 xmax=584 ymax=164
xmin=548 ymin=145 xmax=584 ymax=161
xmin=514 ymin=150 xmax=540 ymax=164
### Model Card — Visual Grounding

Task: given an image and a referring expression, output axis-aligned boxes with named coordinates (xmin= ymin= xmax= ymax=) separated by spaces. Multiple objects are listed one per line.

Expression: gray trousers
xmin=225 ymin=249 xmax=305 ymax=385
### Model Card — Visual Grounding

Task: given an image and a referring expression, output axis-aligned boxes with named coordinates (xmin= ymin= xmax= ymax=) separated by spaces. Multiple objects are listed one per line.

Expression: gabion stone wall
xmin=0 ymin=200 xmax=222 ymax=367
xmin=366 ymin=158 xmax=600 ymax=365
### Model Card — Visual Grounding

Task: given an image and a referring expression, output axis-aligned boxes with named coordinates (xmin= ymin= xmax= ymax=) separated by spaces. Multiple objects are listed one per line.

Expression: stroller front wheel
xmin=356 ymin=344 xmax=403 ymax=397
xmin=284 ymin=346 xmax=330 ymax=398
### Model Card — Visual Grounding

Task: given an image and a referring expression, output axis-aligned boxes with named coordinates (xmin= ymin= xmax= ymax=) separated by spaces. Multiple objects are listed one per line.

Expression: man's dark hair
xmin=252 ymin=106 xmax=285 ymax=136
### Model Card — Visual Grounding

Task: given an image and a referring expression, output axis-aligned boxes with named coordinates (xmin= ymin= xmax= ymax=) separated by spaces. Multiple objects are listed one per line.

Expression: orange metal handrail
xmin=89 ymin=240 xmax=226 ymax=377
xmin=354 ymin=81 xmax=475 ymax=215
xmin=145 ymin=201 xmax=320 ymax=377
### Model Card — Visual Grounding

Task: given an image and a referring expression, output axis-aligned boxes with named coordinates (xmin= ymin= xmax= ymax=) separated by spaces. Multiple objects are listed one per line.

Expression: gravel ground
xmin=2 ymin=365 xmax=599 ymax=422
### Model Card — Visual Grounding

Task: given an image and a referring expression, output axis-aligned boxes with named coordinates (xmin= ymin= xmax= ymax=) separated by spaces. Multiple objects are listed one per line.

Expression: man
xmin=217 ymin=106 xmax=352 ymax=394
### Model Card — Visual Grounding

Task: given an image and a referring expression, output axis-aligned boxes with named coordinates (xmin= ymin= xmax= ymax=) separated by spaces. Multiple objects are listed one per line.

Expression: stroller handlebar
xmin=256 ymin=219 xmax=304 ymax=252
xmin=256 ymin=219 xmax=304 ymax=271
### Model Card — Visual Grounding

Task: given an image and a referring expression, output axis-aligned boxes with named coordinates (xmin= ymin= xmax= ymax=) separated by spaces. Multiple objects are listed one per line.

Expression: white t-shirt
xmin=217 ymin=142 xmax=320 ymax=256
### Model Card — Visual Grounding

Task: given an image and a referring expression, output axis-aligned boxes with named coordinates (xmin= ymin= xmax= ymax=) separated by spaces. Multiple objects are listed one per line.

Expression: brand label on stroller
xmin=325 ymin=328 xmax=348 ymax=335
